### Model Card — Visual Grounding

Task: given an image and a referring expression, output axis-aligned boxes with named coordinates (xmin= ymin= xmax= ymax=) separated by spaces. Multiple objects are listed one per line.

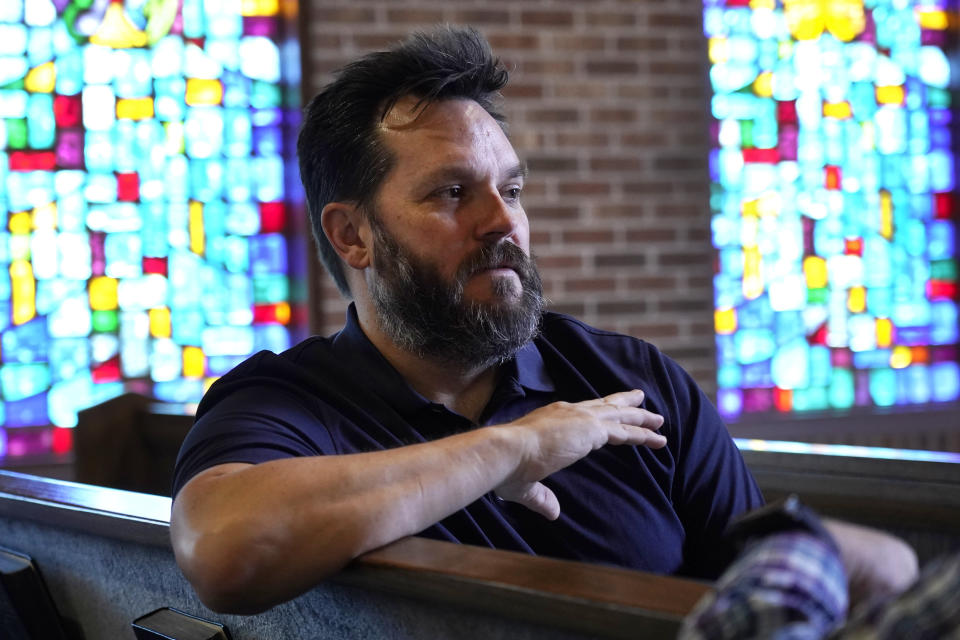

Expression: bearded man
xmin=170 ymin=27 xmax=764 ymax=615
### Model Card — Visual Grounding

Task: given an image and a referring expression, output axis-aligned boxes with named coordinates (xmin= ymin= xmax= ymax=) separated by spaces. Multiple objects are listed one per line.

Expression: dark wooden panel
xmin=729 ymin=405 xmax=960 ymax=453
xmin=74 ymin=394 xmax=194 ymax=496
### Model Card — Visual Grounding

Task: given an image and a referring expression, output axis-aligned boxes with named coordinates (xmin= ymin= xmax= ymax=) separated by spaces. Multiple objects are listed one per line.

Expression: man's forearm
xmin=170 ymin=390 xmax=665 ymax=613
xmin=171 ymin=425 xmax=524 ymax=614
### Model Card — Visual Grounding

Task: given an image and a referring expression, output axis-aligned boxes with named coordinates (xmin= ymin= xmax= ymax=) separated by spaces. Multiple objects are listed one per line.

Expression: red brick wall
xmin=300 ymin=0 xmax=717 ymax=394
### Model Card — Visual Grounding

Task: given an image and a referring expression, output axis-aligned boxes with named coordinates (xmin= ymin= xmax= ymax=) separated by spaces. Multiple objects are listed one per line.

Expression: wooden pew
xmin=0 ymin=470 xmax=710 ymax=639
xmin=73 ymin=393 xmax=194 ymax=496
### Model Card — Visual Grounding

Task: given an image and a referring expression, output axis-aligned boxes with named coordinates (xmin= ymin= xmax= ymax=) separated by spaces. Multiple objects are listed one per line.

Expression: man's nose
xmin=474 ymin=191 xmax=522 ymax=243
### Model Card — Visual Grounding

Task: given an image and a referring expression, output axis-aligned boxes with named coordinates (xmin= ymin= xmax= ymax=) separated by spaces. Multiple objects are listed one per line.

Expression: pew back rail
xmin=0 ymin=470 xmax=710 ymax=639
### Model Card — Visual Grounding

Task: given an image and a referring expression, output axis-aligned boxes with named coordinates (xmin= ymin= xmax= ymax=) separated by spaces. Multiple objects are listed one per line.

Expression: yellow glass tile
xmin=149 ymin=307 xmax=172 ymax=338
xmin=742 ymin=198 xmax=760 ymax=218
xmin=708 ymin=38 xmax=728 ymax=64
xmin=876 ymin=317 xmax=893 ymax=348
xmin=90 ymin=2 xmax=148 ymax=48
xmin=116 ymin=97 xmax=155 ymax=120
xmin=847 ymin=286 xmax=866 ymax=313
xmin=753 ymin=71 xmax=774 ymax=98
xmin=890 ymin=346 xmax=912 ymax=369
xmin=804 ymin=256 xmax=828 ymax=289
xmin=743 ymin=247 xmax=764 ymax=300
xmin=24 ymin=62 xmax=55 ymax=93
xmin=10 ymin=260 xmax=35 ymax=325
xmin=876 ymin=85 xmax=904 ymax=105
xmin=750 ymin=0 xmax=776 ymax=8
xmin=784 ymin=0 xmax=866 ymax=42
xmin=880 ymin=190 xmax=893 ymax=239
xmin=189 ymin=201 xmax=205 ymax=256
xmin=183 ymin=346 xmax=206 ymax=378
xmin=32 ymin=203 xmax=57 ymax=230
xmin=916 ymin=9 xmax=948 ymax=30
xmin=89 ymin=276 xmax=119 ymax=311
xmin=185 ymin=78 xmax=224 ymax=106
xmin=241 ymin=0 xmax=279 ymax=17
xmin=824 ymin=0 xmax=866 ymax=42
xmin=715 ymin=308 xmax=737 ymax=335
xmin=8 ymin=211 xmax=31 ymax=235
xmin=823 ymin=101 xmax=852 ymax=119
xmin=275 ymin=302 xmax=291 ymax=325
xmin=783 ymin=0 xmax=824 ymax=40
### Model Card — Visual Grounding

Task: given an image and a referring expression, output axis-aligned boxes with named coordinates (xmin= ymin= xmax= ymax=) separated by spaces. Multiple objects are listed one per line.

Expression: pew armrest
xmin=0 ymin=470 xmax=710 ymax=638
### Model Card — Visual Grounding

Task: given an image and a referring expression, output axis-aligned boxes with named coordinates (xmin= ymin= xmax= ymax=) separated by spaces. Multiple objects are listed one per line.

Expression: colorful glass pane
xmin=0 ymin=0 xmax=302 ymax=455
xmin=705 ymin=0 xmax=959 ymax=419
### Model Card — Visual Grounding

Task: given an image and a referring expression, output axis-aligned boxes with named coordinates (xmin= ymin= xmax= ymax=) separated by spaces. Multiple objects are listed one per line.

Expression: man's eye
xmin=504 ymin=187 xmax=522 ymax=200
xmin=437 ymin=186 xmax=463 ymax=199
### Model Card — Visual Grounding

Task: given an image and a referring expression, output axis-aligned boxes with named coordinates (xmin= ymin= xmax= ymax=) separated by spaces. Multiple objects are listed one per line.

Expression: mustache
xmin=454 ymin=242 xmax=534 ymax=283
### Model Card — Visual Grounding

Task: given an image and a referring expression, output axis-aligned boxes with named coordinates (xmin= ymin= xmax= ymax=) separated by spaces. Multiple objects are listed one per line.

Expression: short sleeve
xmin=658 ymin=355 xmax=766 ymax=579
xmin=171 ymin=355 xmax=338 ymax=498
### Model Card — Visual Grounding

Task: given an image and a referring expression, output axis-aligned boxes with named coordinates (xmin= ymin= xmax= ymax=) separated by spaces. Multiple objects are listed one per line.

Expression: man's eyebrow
xmin=506 ymin=162 xmax=529 ymax=180
xmin=416 ymin=162 xmax=529 ymax=188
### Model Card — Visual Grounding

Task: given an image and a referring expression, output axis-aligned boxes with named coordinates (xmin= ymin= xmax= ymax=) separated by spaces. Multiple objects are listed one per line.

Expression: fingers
xmin=597 ymin=389 xmax=646 ymax=407
xmin=608 ymin=424 xmax=667 ymax=449
xmin=496 ymin=481 xmax=560 ymax=520
xmin=609 ymin=405 xmax=664 ymax=429
xmin=585 ymin=391 xmax=664 ymax=429
xmin=590 ymin=390 xmax=666 ymax=449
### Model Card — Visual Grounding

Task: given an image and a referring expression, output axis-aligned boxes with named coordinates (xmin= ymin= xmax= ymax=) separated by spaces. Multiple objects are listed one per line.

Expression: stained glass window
xmin=0 ymin=0 xmax=302 ymax=459
xmin=704 ymin=0 xmax=958 ymax=420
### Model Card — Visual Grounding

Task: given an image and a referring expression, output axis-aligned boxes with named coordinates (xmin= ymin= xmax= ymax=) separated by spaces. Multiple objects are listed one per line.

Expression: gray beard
xmin=366 ymin=218 xmax=545 ymax=371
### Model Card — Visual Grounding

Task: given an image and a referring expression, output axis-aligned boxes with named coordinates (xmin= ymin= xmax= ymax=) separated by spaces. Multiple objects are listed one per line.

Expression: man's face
xmin=368 ymin=98 xmax=532 ymax=303
xmin=362 ymin=98 xmax=544 ymax=367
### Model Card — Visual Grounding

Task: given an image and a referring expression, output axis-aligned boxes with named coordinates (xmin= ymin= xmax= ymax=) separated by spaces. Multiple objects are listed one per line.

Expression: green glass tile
xmin=739 ymin=119 xmax=754 ymax=148
xmin=252 ymin=273 xmax=289 ymax=304
xmin=5 ymin=118 xmax=27 ymax=149
xmin=91 ymin=310 xmax=119 ymax=333
xmin=931 ymin=259 xmax=957 ymax=281
xmin=927 ymin=87 xmax=951 ymax=109
xmin=250 ymin=81 xmax=281 ymax=109
xmin=807 ymin=287 xmax=828 ymax=304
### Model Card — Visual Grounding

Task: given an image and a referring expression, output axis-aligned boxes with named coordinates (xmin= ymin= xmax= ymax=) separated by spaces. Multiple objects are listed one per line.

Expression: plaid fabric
xmin=680 ymin=530 xmax=960 ymax=640
xmin=678 ymin=532 xmax=848 ymax=640
xmin=833 ymin=552 xmax=960 ymax=640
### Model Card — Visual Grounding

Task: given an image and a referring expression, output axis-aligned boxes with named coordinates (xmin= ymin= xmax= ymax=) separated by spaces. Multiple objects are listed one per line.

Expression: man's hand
xmin=494 ymin=389 xmax=666 ymax=519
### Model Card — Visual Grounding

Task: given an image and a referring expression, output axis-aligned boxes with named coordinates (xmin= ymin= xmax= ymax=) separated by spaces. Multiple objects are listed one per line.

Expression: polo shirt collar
xmin=331 ymin=304 xmax=429 ymax=416
xmin=512 ymin=340 xmax=555 ymax=393
xmin=331 ymin=304 xmax=555 ymax=415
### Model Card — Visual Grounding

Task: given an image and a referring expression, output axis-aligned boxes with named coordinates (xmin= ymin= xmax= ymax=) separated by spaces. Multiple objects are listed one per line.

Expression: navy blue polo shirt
xmin=173 ymin=306 xmax=763 ymax=579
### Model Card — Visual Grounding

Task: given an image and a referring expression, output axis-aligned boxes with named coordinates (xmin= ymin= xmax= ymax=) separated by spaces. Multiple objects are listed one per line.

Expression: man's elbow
xmin=170 ymin=517 xmax=350 ymax=614
xmin=168 ymin=513 xmax=279 ymax=614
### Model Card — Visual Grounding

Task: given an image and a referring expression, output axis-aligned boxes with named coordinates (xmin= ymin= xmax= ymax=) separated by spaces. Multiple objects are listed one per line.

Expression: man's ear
xmin=320 ymin=202 xmax=370 ymax=270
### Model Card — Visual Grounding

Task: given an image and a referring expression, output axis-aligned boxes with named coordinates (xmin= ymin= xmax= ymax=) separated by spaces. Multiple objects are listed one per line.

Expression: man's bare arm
xmin=823 ymin=518 xmax=919 ymax=609
xmin=170 ymin=389 xmax=665 ymax=614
